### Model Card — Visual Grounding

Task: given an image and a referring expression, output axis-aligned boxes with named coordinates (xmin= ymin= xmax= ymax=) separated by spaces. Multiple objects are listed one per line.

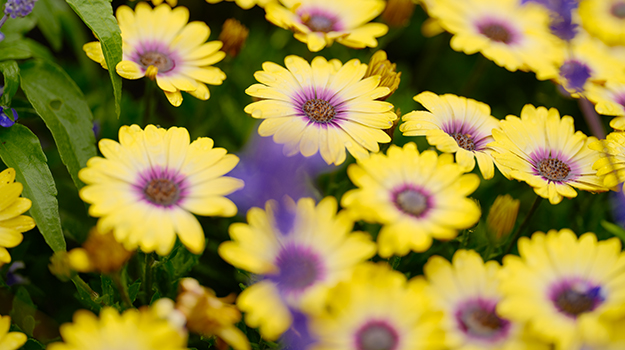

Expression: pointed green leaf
xmin=0 ymin=61 xmax=19 ymax=107
xmin=65 ymin=0 xmax=122 ymax=116
xmin=0 ymin=124 xmax=66 ymax=252
xmin=19 ymin=59 xmax=97 ymax=190
xmin=33 ymin=0 xmax=63 ymax=51
xmin=601 ymin=220 xmax=625 ymax=243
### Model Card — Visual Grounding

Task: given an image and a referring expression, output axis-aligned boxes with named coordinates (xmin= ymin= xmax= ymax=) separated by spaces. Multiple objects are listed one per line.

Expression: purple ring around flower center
xmin=441 ymin=120 xmax=490 ymax=152
xmin=476 ymin=19 xmax=518 ymax=44
xmin=270 ymin=243 xmax=325 ymax=294
xmin=292 ymin=87 xmax=346 ymax=127
xmin=455 ymin=298 xmax=511 ymax=342
xmin=530 ymin=148 xmax=577 ymax=183
xmin=134 ymin=166 xmax=188 ymax=208
xmin=297 ymin=7 xmax=343 ymax=32
xmin=355 ymin=320 xmax=399 ymax=350
xmin=129 ymin=41 xmax=178 ymax=74
xmin=549 ymin=279 xmax=604 ymax=318
xmin=611 ymin=2 xmax=625 ymax=19
xmin=392 ymin=185 xmax=433 ymax=219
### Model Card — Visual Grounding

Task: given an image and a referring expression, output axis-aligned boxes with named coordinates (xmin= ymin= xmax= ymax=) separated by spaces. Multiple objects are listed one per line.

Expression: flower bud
xmin=382 ymin=0 xmax=416 ymax=27
xmin=486 ymin=194 xmax=520 ymax=242
xmin=219 ymin=18 xmax=249 ymax=58
xmin=67 ymin=228 xmax=134 ymax=274
xmin=364 ymin=50 xmax=401 ymax=100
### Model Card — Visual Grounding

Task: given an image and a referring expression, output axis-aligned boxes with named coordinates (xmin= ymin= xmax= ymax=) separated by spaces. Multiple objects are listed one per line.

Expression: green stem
xmin=71 ymin=276 xmax=101 ymax=302
xmin=503 ymin=195 xmax=542 ymax=256
xmin=112 ymin=271 xmax=133 ymax=309
xmin=142 ymin=80 xmax=156 ymax=126
xmin=143 ymin=252 xmax=155 ymax=304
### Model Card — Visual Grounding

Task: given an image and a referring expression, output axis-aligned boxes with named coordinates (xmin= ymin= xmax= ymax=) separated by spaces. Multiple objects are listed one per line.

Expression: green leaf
xmin=10 ymin=287 xmax=38 ymax=336
xmin=601 ymin=220 xmax=625 ymax=243
xmin=19 ymin=59 xmax=97 ymax=190
xmin=128 ymin=278 xmax=141 ymax=303
xmin=0 ymin=124 xmax=66 ymax=252
xmin=0 ymin=61 xmax=19 ymax=107
xmin=65 ymin=0 xmax=122 ymax=116
xmin=0 ymin=35 xmax=54 ymax=62
xmin=33 ymin=0 xmax=63 ymax=51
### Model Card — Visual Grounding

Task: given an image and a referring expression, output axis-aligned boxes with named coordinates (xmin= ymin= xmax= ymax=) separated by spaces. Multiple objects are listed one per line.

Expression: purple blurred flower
xmin=0 ymin=106 xmax=18 ymax=127
xmin=4 ymin=0 xmax=37 ymax=18
xmin=6 ymin=261 xmax=29 ymax=286
xmin=523 ymin=0 xmax=578 ymax=40
xmin=0 ymin=31 xmax=4 ymax=42
xmin=280 ymin=309 xmax=317 ymax=350
xmin=611 ymin=189 xmax=625 ymax=226
xmin=559 ymin=59 xmax=591 ymax=92
xmin=227 ymin=132 xmax=334 ymax=214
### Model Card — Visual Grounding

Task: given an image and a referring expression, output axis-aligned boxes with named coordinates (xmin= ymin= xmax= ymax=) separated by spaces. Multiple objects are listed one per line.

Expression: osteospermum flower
xmin=264 ymin=0 xmax=388 ymax=52
xmin=579 ymin=0 xmax=625 ymax=45
xmin=309 ymin=262 xmax=445 ymax=350
xmin=428 ymin=0 xmax=562 ymax=73
xmin=400 ymin=91 xmax=500 ymax=179
xmin=585 ymin=77 xmax=625 ymax=130
xmin=341 ymin=142 xmax=481 ymax=257
xmin=47 ymin=305 xmax=188 ymax=350
xmin=490 ymin=104 xmax=607 ymax=205
xmin=423 ymin=250 xmax=548 ymax=350
xmin=78 ymin=124 xmax=243 ymax=256
xmin=590 ymin=131 xmax=625 ymax=190
xmin=245 ymin=55 xmax=397 ymax=165
xmin=83 ymin=3 xmax=226 ymax=107
xmin=498 ymin=229 xmax=625 ymax=349
xmin=218 ymin=197 xmax=376 ymax=340
xmin=0 ymin=315 xmax=26 ymax=350
xmin=0 ymin=168 xmax=35 ymax=266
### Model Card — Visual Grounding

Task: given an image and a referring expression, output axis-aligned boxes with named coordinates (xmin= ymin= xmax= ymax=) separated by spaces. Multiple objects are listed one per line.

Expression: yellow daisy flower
xmin=205 ymin=0 xmax=272 ymax=10
xmin=0 ymin=168 xmax=35 ymax=266
xmin=83 ymin=2 xmax=226 ymax=107
xmin=590 ymin=131 xmax=625 ymax=190
xmin=309 ymin=262 xmax=445 ymax=350
xmin=264 ymin=0 xmax=388 ymax=52
xmin=533 ymin=31 xmax=624 ymax=95
xmin=490 ymin=104 xmax=607 ymax=205
xmin=78 ymin=124 xmax=243 ymax=256
xmin=47 ymin=305 xmax=188 ymax=350
xmin=585 ymin=77 xmax=625 ymax=130
xmin=498 ymin=229 xmax=625 ymax=350
xmin=429 ymin=0 xmax=562 ymax=73
xmin=244 ymin=55 xmax=397 ymax=165
xmin=423 ymin=250 xmax=548 ymax=350
xmin=218 ymin=197 xmax=376 ymax=340
xmin=400 ymin=91 xmax=500 ymax=179
xmin=341 ymin=142 xmax=481 ymax=258
xmin=0 ymin=315 xmax=26 ymax=350
xmin=579 ymin=0 xmax=625 ymax=46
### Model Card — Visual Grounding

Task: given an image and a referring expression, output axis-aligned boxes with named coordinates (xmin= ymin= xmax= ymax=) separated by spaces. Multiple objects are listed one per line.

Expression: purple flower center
xmin=355 ymin=321 xmax=398 ymax=350
xmin=394 ymin=188 xmax=430 ymax=218
xmin=537 ymin=157 xmax=571 ymax=182
xmin=303 ymin=14 xmax=336 ymax=32
xmin=477 ymin=22 xmax=514 ymax=44
xmin=452 ymin=132 xmax=476 ymax=151
xmin=303 ymin=99 xmax=336 ymax=123
xmin=612 ymin=2 xmax=625 ymax=19
xmin=457 ymin=300 xmax=510 ymax=340
xmin=272 ymin=244 xmax=324 ymax=293
xmin=136 ymin=167 xmax=186 ymax=207
xmin=551 ymin=282 xmax=603 ymax=318
xmin=139 ymin=51 xmax=174 ymax=72
xmin=560 ymin=59 xmax=591 ymax=92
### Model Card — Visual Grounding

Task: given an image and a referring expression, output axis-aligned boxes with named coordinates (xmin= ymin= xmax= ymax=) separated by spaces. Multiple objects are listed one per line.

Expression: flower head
xmin=47 ymin=305 xmax=188 ymax=350
xmin=83 ymin=3 xmax=226 ymax=107
xmin=219 ymin=18 xmax=249 ymax=58
xmin=400 ymin=91 xmax=500 ymax=179
xmin=490 ymin=104 xmax=607 ymax=204
xmin=579 ymin=0 xmax=625 ymax=45
xmin=590 ymin=131 xmax=625 ymax=190
xmin=585 ymin=77 xmax=625 ymax=130
xmin=498 ymin=229 xmax=625 ymax=349
xmin=175 ymin=278 xmax=250 ymax=350
xmin=264 ymin=0 xmax=388 ymax=52
xmin=309 ymin=262 xmax=445 ymax=350
xmin=0 ymin=107 xmax=17 ymax=128
xmin=0 ymin=168 xmax=35 ymax=266
xmin=78 ymin=124 xmax=243 ymax=256
xmin=67 ymin=227 xmax=134 ymax=274
xmin=0 ymin=315 xmax=26 ymax=350
xmin=245 ymin=55 xmax=397 ymax=165
xmin=429 ymin=0 xmax=563 ymax=73
xmin=4 ymin=0 xmax=36 ymax=18
xmin=423 ymin=250 xmax=548 ymax=350
xmin=524 ymin=0 xmax=579 ymax=40
xmin=218 ymin=197 xmax=376 ymax=340
xmin=341 ymin=142 xmax=481 ymax=257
